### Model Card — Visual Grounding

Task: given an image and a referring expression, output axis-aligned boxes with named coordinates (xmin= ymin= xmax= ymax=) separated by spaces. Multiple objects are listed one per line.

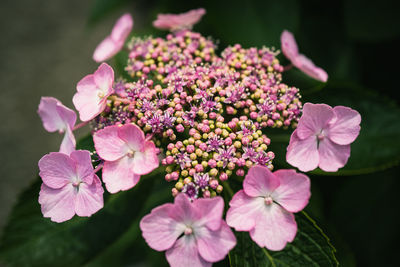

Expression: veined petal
xmin=286 ymin=130 xmax=319 ymax=172
xmin=296 ymin=103 xmax=334 ymax=140
xmin=169 ymin=193 xmax=201 ymax=223
xmin=140 ymin=203 xmax=185 ymax=251
xmin=193 ymin=196 xmax=224 ymax=231
xmin=250 ymin=203 xmax=297 ymax=251
xmin=318 ymin=138 xmax=350 ymax=172
xmin=59 ymin=126 xmax=76 ymax=155
xmin=38 ymin=97 xmax=76 ymax=132
xmin=93 ymin=125 xmax=130 ymax=161
xmin=94 ymin=63 xmax=114 ymax=94
xmin=102 ymin=156 xmax=140 ymax=193
xmin=38 ymin=152 xmax=76 ymax=189
xmin=166 ymin=235 xmax=211 ymax=267
xmin=39 ymin=183 xmax=76 ymax=223
xmin=70 ymin=150 xmax=94 ymax=184
xmin=328 ymin=106 xmax=361 ymax=145
xmin=271 ymin=169 xmax=311 ymax=213
xmin=73 ymin=75 xmax=104 ymax=122
xmin=117 ymin=123 xmax=145 ymax=152
xmin=243 ymin=165 xmax=280 ymax=197
xmin=132 ymin=141 xmax=159 ymax=175
xmin=75 ymin=175 xmax=104 ymax=217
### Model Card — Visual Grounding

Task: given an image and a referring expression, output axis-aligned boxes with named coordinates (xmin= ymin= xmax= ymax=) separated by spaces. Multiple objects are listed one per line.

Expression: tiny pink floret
xmin=38 ymin=150 xmax=104 ymax=223
xmin=286 ymin=103 xmax=361 ymax=172
xmin=38 ymin=97 xmax=77 ymax=154
xmin=281 ymin=30 xmax=328 ymax=82
xmin=153 ymin=8 xmax=206 ymax=32
xmin=226 ymin=165 xmax=311 ymax=251
xmin=140 ymin=194 xmax=236 ymax=267
xmin=93 ymin=13 xmax=134 ymax=62
xmin=93 ymin=123 xmax=159 ymax=193
xmin=73 ymin=63 xmax=115 ymax=122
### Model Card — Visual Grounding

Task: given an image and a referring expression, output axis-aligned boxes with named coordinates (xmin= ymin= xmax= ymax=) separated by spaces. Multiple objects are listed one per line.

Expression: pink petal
xmin=153 ymin=8 xmax=206 ymax=31
xmin=166 ymin=235 xmax=211 ymax=267
xmin=59 ymin=126 xmax=76 ymax=155
xmin=132 ymin=141 xmax=159 ymax=175
xmin=226 ymin=190 xmax=265 ymax=231
xmin=94 ymin=63 xmax=114 ymax=94
xmin=93 ymin=36 xmax=122 ymax=63
xmin=280 ymin=30 xmax=299 ymax=63
xmin=318 ymin=138 xmax=350 ymax=172
xmin=38 ymin=152 xmax=76 ymax=189
xmin=243 ymin=165 xmax=280 ymax=197
xmin=169 ymin=193 xmax=201 ymax=223
xmin=296 ymin=103 xmax=334 ymax=140
xmin=93 ymin=125 xmax=130 ymax=161
xmin=193 ymin=196 xmax=224 ymax=231
xmin=140 ymin=203 xmax=185 ymax=251
xmin=250 ymin=203 xmax=297 ymax=251
xmin=271 ymin=169 xmax=311 ymax=213
xmin=293 ymin=54 xmax=328 ymax=82
xmin=286 ymin=130 xmax=319 ymax=172
xmin=38 ymin=97 xmax=76 ymax=132
xmin=117 ymin=123 xmax=145 ymax=152
xmin=70 ymin=150 xmax=94 ymax=184
xmin=75 ymin=175 xmax=104 ymax=217
xmin=328 ymin=106 xmax=361 ymax=145
xmin=110 ymin=13 xmax=134 ymax=43
xmin=197 ymin=221 xmax=236 ymax=262
xmin=102 ymin=156 xmax=140 ymax=193
xmin=39 ymin=183 xmax=76 ymax=223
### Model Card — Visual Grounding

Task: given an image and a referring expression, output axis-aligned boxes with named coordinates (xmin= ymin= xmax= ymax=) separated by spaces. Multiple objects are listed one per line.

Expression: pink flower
xmin=38 ymin=150 xmax=104 ymax=223
xmin=153 ymin=8 xmax=206 ymax=32
xmin=93 ymin=13 xmax=134 ymax=62
xmin=140 ymin=194 xmax=236 ymax=267
xmin=226 ymin=165 xmax=310 ymax=251
xmin=73 ymin=63 xmax=114 ymax=122
xmin=38 ymin=97 xmax=77 ymax=154
xmin=280 ymin=30 xmax=328 ymax=82
xmin=286 ymin=103 xmax=361 ymax=172
xmin=93 ymin=123 xmax=159 ymax=193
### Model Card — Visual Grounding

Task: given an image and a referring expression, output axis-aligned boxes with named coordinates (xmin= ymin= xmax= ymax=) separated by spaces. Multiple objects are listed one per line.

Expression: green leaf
xmin=267 ymin=82 xmax=400 ymax=175
xmin=0 ymin=135 xmax=170 ymax=267
xmin=229 ymin=211 xmax=338 ymax=267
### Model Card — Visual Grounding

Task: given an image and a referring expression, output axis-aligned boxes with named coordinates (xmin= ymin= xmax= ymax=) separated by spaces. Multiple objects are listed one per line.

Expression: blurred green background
xmin=0 ymin=0 xmax=399 ymax=266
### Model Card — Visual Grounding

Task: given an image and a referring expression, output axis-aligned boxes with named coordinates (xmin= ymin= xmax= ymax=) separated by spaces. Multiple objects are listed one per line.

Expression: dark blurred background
xmin=1 ymin=0 xmax=399 ymax=266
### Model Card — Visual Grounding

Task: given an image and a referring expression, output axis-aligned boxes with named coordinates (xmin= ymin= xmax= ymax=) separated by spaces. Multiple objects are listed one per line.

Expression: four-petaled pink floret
xmin=140 ymin=193 xmax=236 ymax=267
xmin=73 ymin=63 xmax=115 ymax=122
xmin=153 ymin=8 xmax=206 ymax=32
xmin=38 ymin=150 xmax=104 ymax=223
xmin=281 ymin=30 xmax=328 ymax=82
xmin=38 ymin=97 xmax=77 ymax=155
xmin=286 ymin=102 xmax=361 ymax=172
xmin=93 ymin=123 xmax=159 ymax=193
xmin=93 ymin=13 xmax=134 ymax=62
xmin=226 ymin=165 xmax=311 ymax=251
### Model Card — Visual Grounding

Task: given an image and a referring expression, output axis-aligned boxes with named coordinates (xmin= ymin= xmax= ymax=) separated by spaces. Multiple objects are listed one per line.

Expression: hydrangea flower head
xmin=286 ymin=103 xmax=361 ymax=172
xmin=140 ymin=193 xmax=236 ymax=267
xmin=153 ymin=8 xmax=206 ymax=32
xmin=281 ymin=30 xmax=328 ymax=82
xmin=73 ymin=63 xmax=115 ymax=121
xmin=226 ymin=165 xmax=310 ymax=251
xmin=38 ymin=150 xmax=104 ymax=222
xmin=93 ymin=123 xmax=159 ymax=193
xmin=93 ymin=13 xmax=134 ymax=62
xmin=38 ymin=97 xmax=77 ymax=154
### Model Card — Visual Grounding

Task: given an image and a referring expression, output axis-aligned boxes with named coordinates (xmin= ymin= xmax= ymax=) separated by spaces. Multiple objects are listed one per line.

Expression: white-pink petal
xmin=293 ymin=54 xmax=328 ymax=82
xmin=75 ymin=175 xmax=104 ymax=217
xmin=94 ymin=125 xmax=130 ymax=161
xmin=70 ymin=150 xmax=94 ymax=184
xmin=328 ymin=106 xmax=361 ymax=145
xmin=118 ymin=123 xmax=145 ymax=152
xmin=243 ymin=165 xmax=280 ymax=197
xmin=280 ymin=30 xmax=299 ymax=63
xmin=38 ymin=152 xmax=76 ymax=189
xmin=38 ymin=97 xmax=76 ymax=133
xmin=102 ymin=156 xmax=140 ymax=193
xmin=153 ymin=8 xmax=206 ymax=31
xmin=131 ymin=141 xmax=159 ymax=175
xmin=249 ymin=203 xmax=297 ymax=251
xmin=166 ymin=235 xmax=211 ymax=267
xmin=111 ymin=13 xmax=134 ymax=42
xmin=193 ymin=197 xmax=224 ymax=231
xmin=296 ymin=103 xmax=334 ymax=140
xmin=318 ymin=138 xmax=350 ymax=172
xmin=59 ymin=126 xmax=76 ymax=155
xmin=286 ymin=130 xmax=319 ymax=172
xmin=271 ymin=170 xmax=311 ymax=213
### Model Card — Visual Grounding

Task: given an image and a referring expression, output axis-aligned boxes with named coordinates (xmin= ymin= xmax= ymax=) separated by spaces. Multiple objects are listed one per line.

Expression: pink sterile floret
xmin=93 ymin=13 xmax=134 ymax=62
xmin=73 ymin=63 xmax=115 ymax=122
xmin=38 ymin=150 xmax=104 ymax=223
xmin=281 ymin=30 xmax=328 ymax=82
xmin=286 ymin=102 xmax=361 ymax=172
xmin=140 ymin=193 xmax=236 ymax=267
xmin=38 ymin=97 xmax=77 ymax=155
xmin=153 ymin=8 xmax=206 ymax=32
xmin=93 ymin=123 xmax=159 ymax=193
xmin=226 ymin=165 xmax=310 ymax=251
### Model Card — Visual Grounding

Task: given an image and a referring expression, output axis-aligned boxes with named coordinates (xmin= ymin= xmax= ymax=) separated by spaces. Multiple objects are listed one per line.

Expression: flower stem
xmin=283 ymin=63 xmax=293 ymax=72
xmin=73 ymin=121 xmax=89 ymax=131
xmin=94 ymin=163 xmax=104 ymax=173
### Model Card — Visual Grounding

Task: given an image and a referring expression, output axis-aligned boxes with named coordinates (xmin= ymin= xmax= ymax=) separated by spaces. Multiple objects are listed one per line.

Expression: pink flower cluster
xmin=36 ymin=8 xmax=361 ymax=267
